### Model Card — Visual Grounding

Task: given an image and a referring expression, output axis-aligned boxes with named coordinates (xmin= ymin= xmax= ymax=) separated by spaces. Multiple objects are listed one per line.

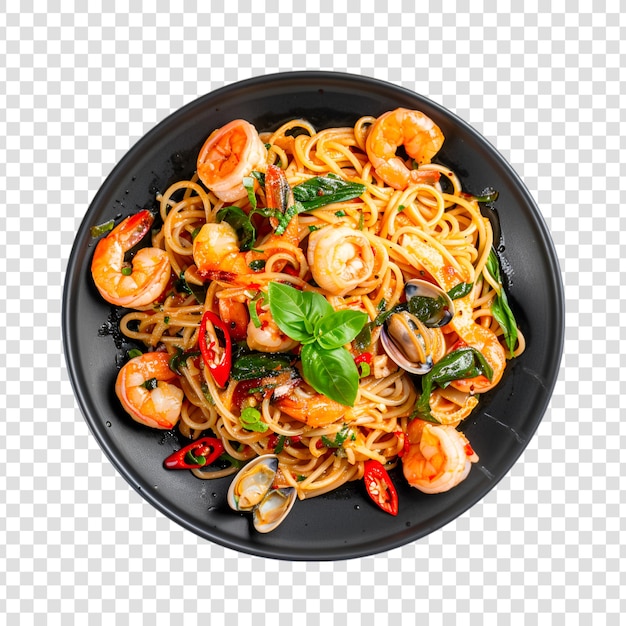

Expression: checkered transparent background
xmin=1 ymin=1 xmax=623 ymax=624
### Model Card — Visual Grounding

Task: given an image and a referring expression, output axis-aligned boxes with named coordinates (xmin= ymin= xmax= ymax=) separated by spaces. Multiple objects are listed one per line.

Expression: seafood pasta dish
xmin=90 ymin=108 xmax=524 ymax=531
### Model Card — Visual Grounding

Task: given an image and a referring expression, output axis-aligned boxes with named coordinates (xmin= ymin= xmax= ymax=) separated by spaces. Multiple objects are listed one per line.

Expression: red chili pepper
xmin=199 ymin=310 xmax=232 ymax=387
xmin=354 ymin=352 xmax=373 ymax=365
xmin=363 ymin=459 xmax=399 ymax=516
xmin=163 ymin=436 xmax=224 ymax=470
xmin=354 ymin=352 xmax=373 ymax=377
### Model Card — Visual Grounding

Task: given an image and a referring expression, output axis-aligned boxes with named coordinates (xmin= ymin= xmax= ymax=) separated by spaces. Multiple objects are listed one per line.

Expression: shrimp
xmin=402 ymin=234 xmax=506 ymax=393
xmin=91 ymin=210 xmax=171 ymax=308
xmin=274 ymin=384 xmax=348 ymax=428
xmin=306 ymin=225 xmax=375 ymax=296
xmin=115 ymin=352 xmax=184 ymax=430
xmin=365 ymin=108 xmax=444 ymax=190
xmin=246 ymin=309 xmax=298 ymax=353
xmin=196 ymin=119 xmax=267 ymax=202
xmin=402 ymin=419 xmax=478 ymax=494
xmin=193 ymin=164 xmax=300 ymax=284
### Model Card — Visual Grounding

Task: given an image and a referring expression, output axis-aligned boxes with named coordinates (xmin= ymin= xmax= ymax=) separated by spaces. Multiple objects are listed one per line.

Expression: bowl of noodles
xmin=63 ymin=71 xmax=564 ymax=560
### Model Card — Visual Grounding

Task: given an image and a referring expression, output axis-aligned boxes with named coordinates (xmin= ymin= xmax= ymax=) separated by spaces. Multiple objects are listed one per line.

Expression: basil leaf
xmin=250 ymin=170 xmax=265 ymax=186
xmin=406 ymin=295 xmax=446 ymax=324
xmin=353 ymin=322 xmax=372 ymax=352
xmin=314 ymin=310 xmax=368 ymax=350
xmin=301 ymin=342 xmax=359 ymax=407
xmin=267 ymin=282 xmax=311 ymax=342
xmin=231 ymin=352 xmax=294 ymax=381
xmin=180 ymin=272 xmax=208 ymax=304
xmin=447 ymin=282 xmax=473 ymax=300
xmin=484 ymin=249 xmax=518 ymax=358
xmin=268 ymin=282 xmax=332 ymax=342
xmin=242 ymin=176 xmax=257 ymax=211
xmin=413 ymin=347 xmax=493 ymax=420
xmin=274 ymin=201 xmax=308 ymax=235
xmin=216 ymin=206 xmax=256 ymax=251
xmin=292 ymin=174 xmax=366 ymax=210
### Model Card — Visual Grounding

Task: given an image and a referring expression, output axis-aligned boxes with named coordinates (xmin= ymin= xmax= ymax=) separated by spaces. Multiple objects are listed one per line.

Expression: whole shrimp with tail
xmin=91 ymin=210 xmax=171 ymax=308
xmin=366 ymin=108 xmax=444 ymax=190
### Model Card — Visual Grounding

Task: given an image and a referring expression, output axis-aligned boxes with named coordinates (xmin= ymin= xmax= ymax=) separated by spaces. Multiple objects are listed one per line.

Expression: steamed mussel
xmin=380 ymin=279 xmax=454 ymax=375
xmin=226 ymin=454 xmax=296 ymax=533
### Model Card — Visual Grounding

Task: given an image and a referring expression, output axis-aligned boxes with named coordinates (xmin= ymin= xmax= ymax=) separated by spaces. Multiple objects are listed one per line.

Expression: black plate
xmin=63 ymin=71 xmax=564 ymax=560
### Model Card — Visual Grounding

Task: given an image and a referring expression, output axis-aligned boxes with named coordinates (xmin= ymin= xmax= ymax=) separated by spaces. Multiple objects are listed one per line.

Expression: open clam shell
xmin=226 ymin=453 xmax=296 ymax=533
xmin=380 ymin=311 xmax=435 ymax=375
xmin=404 ymin=279 xmax=454 ymax=328
xmin=253 ymin=487 xmax=297 ymax=534
xmin=380 ymin=280 xmax=452 ymax=375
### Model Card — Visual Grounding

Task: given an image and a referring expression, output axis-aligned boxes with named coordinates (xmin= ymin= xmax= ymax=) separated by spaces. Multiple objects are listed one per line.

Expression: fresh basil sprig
xmin=484 ymin=249 xmax=518 ymax=358
xmin=412 ymin=347 xmax=494 ymax=422
xmin=268 ymin=282 xmax=367 ymax=406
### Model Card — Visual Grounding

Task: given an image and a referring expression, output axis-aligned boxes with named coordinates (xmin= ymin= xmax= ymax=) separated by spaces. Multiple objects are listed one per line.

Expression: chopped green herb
xmin=274 ymin=435 xmax=286 ymax=454
xmin=447 ymin=282 xmax=473 ymax=299
xmin=141 ymin=377 xmax=158 ymax=391
xmin=248 ymin=259 xmax=266 ymax=272
xmin=128 ymin=348 xmax=143 ymax=359
xmin=239 ymin=406 xmax=269 ymax=433
xmin=90 ymin=219 xmax=115 ymax=238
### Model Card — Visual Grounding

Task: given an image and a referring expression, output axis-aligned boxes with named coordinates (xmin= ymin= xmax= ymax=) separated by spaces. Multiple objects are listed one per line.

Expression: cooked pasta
xmin=90 ymin=108 xmax=525 ymax=520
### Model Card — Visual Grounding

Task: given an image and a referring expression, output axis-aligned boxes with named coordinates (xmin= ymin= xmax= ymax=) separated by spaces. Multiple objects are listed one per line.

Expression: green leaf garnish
xmin=231 ymin=352 xmax=294 ymax=381
xmin=484 ymin=249 xmax=518 ymax=358
xmin=321 ymin=424 xmax=354 ymax=448
xmin=216 ymin=205 xmax=257 ymax=251
xmin=412 ymin=347 xmax=493 ymax=421
xmin=90 ymin=219 xmax=115 ymax=238
xmin=301 ymin=342 xmax=359 ymax=407
xmin=447 ymin=282 xmax=473 ymax=300
xmin=267 ymin=281 xmax=366 ymax=406
xmin=291 ymin=174 xmax=365 ymax=211
xmin=239 ymin=406 xmax=268 ymax=432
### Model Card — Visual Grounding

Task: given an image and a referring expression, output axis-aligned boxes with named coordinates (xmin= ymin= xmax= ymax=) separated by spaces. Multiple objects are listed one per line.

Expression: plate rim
xmin=62 ymin=70 xmax=565 ymax=560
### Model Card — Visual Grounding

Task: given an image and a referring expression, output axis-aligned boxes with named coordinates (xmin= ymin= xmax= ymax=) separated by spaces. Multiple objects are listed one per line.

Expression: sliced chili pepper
xmin=354 ymin=352 xmax=373 ymax=377
xmin=363 ymin=459 xmax=399 ymax=516
xmin=199 ymin=310 xmax=232 ymax=387
xmin=354 ymin=352 xmax=373 ymax=365
xmin=163 ymin=436 xmax=225 ymax=470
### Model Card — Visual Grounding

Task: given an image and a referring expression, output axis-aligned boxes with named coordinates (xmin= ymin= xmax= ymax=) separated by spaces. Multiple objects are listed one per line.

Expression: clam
xmin=404 ymin=279 xmax=454 ymax=328
xmin=380 ymin=279 xmax=453 ymax=375
xmin=226 ymin=454 xmax=296 ymax=533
